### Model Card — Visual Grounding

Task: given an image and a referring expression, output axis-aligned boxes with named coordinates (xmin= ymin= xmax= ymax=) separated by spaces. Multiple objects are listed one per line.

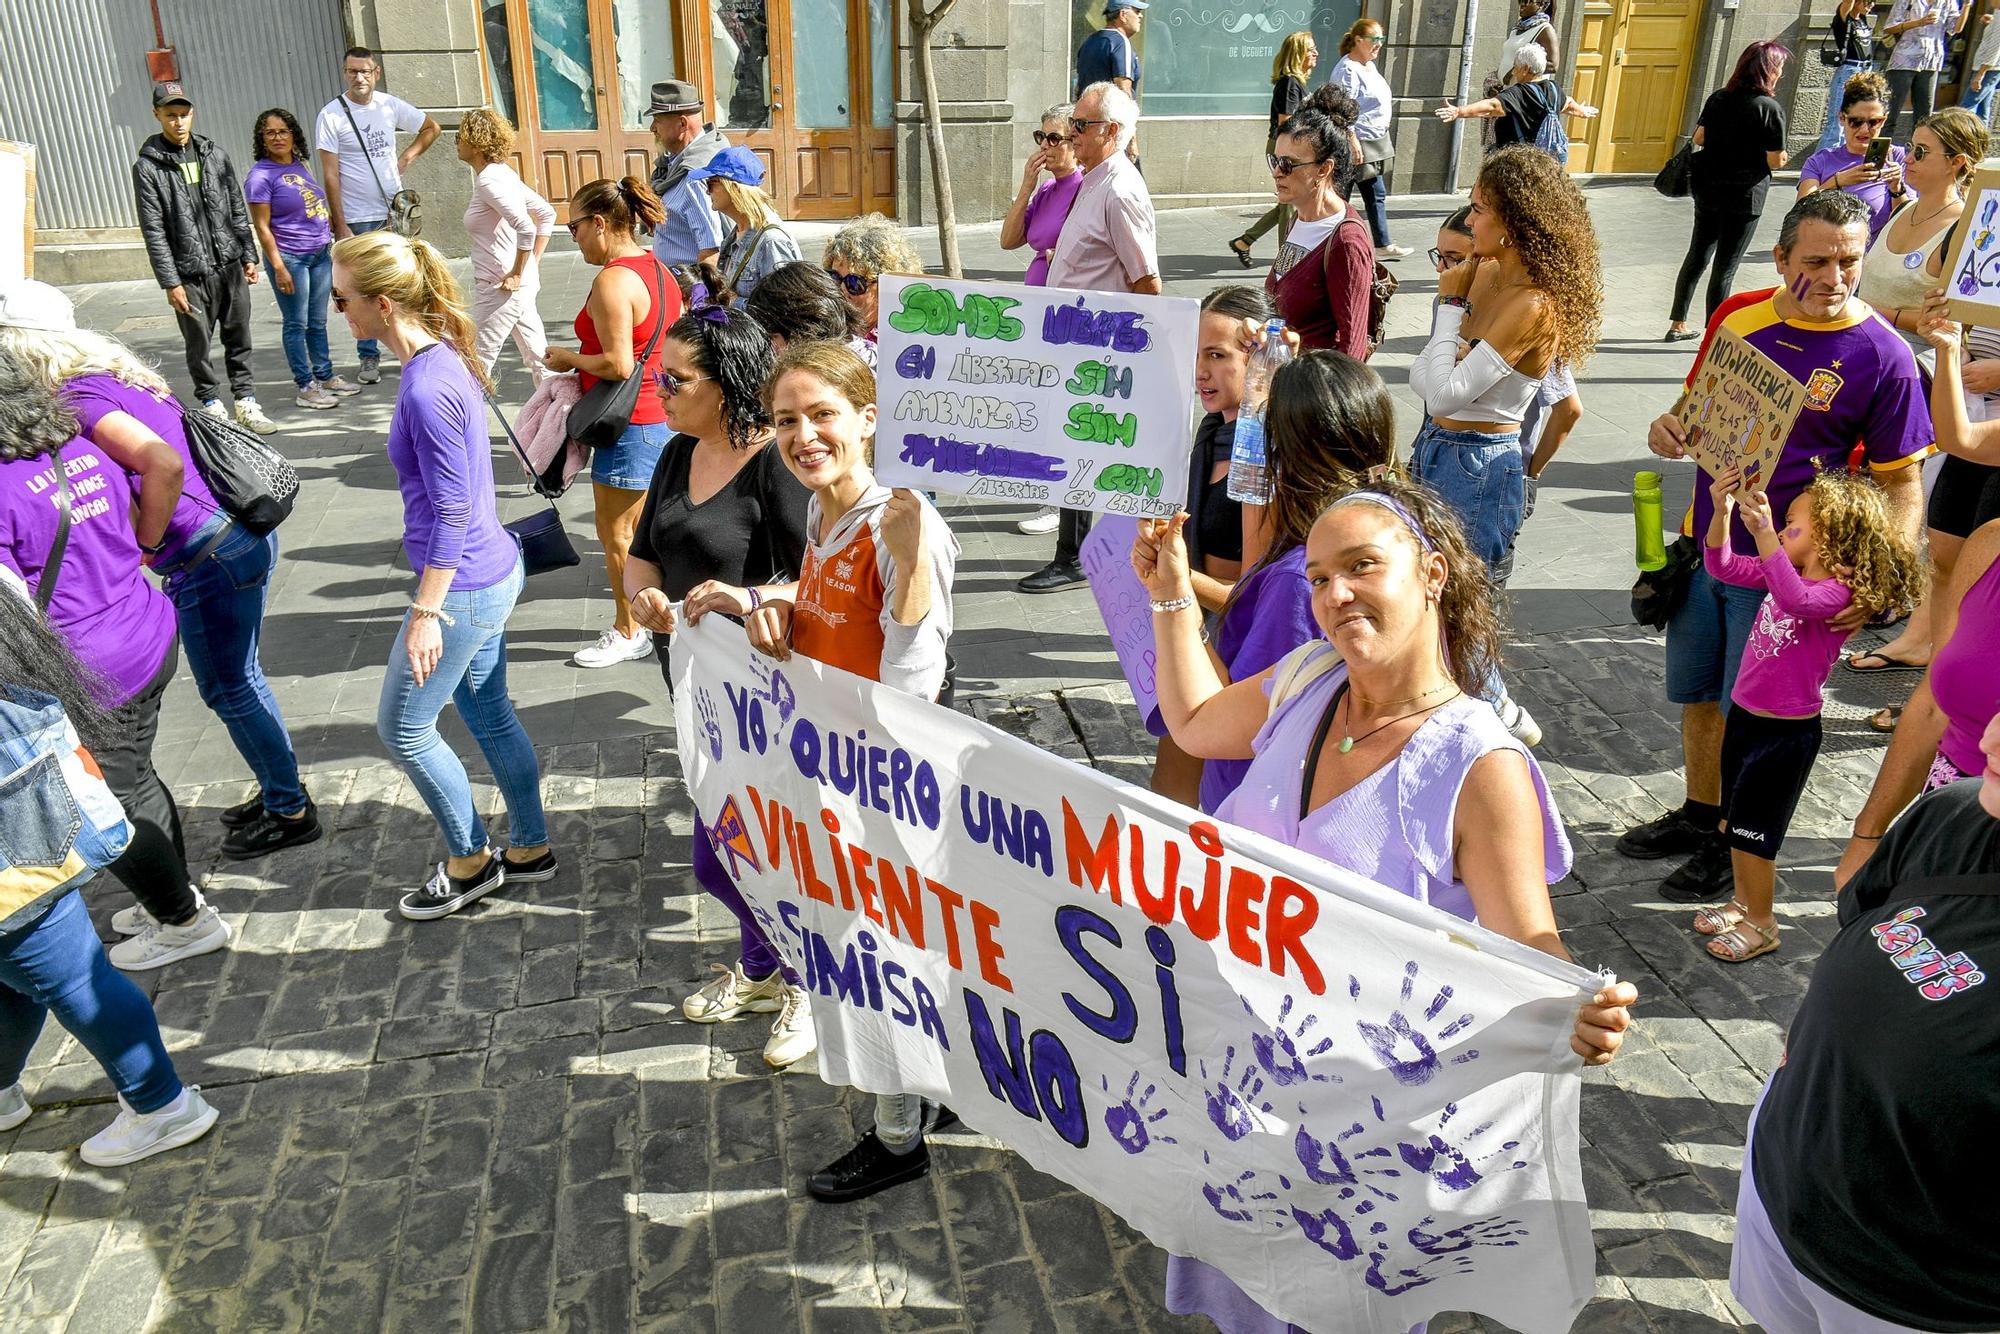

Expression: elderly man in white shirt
xmin=1021 ymin=81 xmax=1161 ymax=594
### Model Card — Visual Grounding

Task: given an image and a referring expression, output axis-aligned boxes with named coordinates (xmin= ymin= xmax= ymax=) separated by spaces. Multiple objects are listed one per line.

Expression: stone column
xmin=897 ymin=0 xmax=1018 ymax=226
xmin=343 ymin=0 xmax=487 ymax=255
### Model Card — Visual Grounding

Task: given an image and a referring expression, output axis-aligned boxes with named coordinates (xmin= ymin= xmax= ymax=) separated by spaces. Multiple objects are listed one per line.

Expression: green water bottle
xmin=1634 ymin=470 xmax=1667 ymax=572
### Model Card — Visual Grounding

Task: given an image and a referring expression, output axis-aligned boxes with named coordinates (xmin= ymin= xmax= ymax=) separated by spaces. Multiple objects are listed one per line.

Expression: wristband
xmin=1438 ymin=295 xmax=1471 ymax=310
xmin=1851 ymin=831 xmax=1883 ymax=841
xmin=1150 ymin=594 xmax=1196 ymax=614
xmin=138 ymin=536 xmax=168 ymax=555
xmin=411 ymin=603 xmax=458 ymax=627
xmin=747 ymin=587 xmax=763 ymax=610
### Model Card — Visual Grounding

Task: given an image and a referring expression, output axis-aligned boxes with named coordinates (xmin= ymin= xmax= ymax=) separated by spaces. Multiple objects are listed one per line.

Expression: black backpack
xmin=171 ymin=400 xmax=299 ymax=534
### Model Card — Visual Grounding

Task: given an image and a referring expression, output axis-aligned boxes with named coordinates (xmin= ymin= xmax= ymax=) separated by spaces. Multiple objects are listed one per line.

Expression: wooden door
xmin=1568 ymin=0 xmax=1621 ymax=172
xmin=1567 ymin=0 xmax=1702 ymax=174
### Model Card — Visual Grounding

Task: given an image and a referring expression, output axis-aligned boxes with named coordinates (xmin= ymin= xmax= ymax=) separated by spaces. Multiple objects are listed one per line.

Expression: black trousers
xmin=173 ymin=265 xmax=257 ymax=404
xmin=96 ymin=640 xmax=198 ymax=925
xmin=1670 ymin=204 xmax=1760 ymax=325
xmin=1055 ymin=507 xmax=1093 ymax=565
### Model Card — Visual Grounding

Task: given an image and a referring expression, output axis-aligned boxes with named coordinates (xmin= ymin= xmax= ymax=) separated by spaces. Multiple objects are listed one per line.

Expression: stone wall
xmin=344 ymin=0 xmax=485 ymax=256
xmin=895 ymin=0 xmax=1017 ymax=226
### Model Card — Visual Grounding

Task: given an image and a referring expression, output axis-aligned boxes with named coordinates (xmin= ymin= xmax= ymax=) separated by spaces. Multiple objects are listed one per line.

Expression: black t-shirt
xmin=1690 ymin=89 xmax=1786 ymax=215
xmin=628 ymin=433 xmax=810 ymax=601
xmin=1268 ymin=76 xmax=1306 ymax=138
xmin=1184 ymin=414 xmax=1243 ymax=565
xmin=1831 ymin=7 xmax=1877 ymax=63
xmin=1752 ymin=779 xmax=2000 ymax=1331
xmin=1493 ymin=79 xmax=1559 ymax=150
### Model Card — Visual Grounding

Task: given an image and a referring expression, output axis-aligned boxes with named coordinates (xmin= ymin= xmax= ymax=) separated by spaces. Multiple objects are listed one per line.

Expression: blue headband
xmin=1327 ymin=489 xmax=1437 ymax=552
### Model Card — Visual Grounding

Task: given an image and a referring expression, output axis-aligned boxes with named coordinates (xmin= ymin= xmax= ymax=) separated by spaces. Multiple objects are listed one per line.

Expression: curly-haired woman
xmin=457 ymin=107 xmax=555 ymax=381
xmin=246 ymin=107 xmax=356 ymax=409
xmin=822 ymin=213 xmax=922 ymax=352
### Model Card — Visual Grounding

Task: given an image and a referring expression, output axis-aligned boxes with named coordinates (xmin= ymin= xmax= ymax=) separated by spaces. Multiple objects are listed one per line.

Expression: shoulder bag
xmin=33 ymin=453 xmax=72 ymax=613
xmin=1655 ymin=136 xmax=1696 ymax=199
xmin=339 ymin=98 xmax=422 ymax=237
xmin=489 ymin=393 xmax=582 ymax=577
xmin=1631 ymin=533 xmax=1702 ymax=630
xmin=170 ymin=398 xmax=299 ymax=534
xmin=0 ymin=686 xmax=134 ymax=936
xmin=1330 ymin=213 xmax=1397 ymax=354
xmin=568 ymin=258 xmax=670 ymax=450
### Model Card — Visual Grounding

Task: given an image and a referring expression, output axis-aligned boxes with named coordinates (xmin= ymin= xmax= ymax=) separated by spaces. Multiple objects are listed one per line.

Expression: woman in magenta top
xmin=1263 ymin=86 xmax=1374 ymax=360
xmin=1136 ymin=474 xmax=1638 ymax=1333
xmin=999 ymin=105 xmax=1085 ymax=287
xmin=541 ymin=176 xmax=682 ymax=670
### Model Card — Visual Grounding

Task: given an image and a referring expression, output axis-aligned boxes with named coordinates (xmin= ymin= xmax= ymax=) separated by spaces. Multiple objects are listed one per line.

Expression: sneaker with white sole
xmin=763 ymin=983 xmax=817 ymax=1068
xmin=200 ymin=399 xmax=228 ymax=420
xmin=318 ymin=376 xmax=361 ymax=397
xmin=0 ymin=1083 xmax=29 ymax=1132
xmin=79 ymin=1087 xmax=219 ymax=1167
xmin=356 ymin=358 xmax=382 ymax=385
xmin=107 ymin=902 xmax=231 ymax=971
xmin=234 ymin=399 xmax=278 ymax=435
xmin=110 ymin=902 xmax=159 ymax=937
xmin=294 ymin=384 xmax=339 ymax=410
xmin=1498 ymin=698 xmax=1543 ymax=748
xmin=1376 ymin=244 xmax=1412 ymax=260
xmin=682 ymin=962 xmax=787 ymax=1023
xmin=1016 ymin=507 xmax=1060 ymax=536
xmin=399 ymin=853 xmax=505 ymax=921
xmin=573 ymin=627 xmax=653 ymax=668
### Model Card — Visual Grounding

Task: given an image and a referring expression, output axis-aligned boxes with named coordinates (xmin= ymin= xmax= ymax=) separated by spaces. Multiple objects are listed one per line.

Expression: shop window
xmin=611 ymin=0 xmax=679 ymax=127
xmin=1067 ymin=0 xmax=1361 ymax=118
xmin=528 ymin=0 xmax=598 ymax=130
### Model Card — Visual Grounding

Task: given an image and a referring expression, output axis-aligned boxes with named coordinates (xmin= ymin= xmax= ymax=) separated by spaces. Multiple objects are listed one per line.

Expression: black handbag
xmin=1654 ymin=137 xmax=1696 ymax=199
xmin=567 ymin=258 xmax=670 ymax=450
xmin=1631 ymin=534 xmax=1702 ymax=630
xmin=488 ymin=394 xmax=581 ymax=577
xmin=171 ymin=400 xmax=299 ymax=534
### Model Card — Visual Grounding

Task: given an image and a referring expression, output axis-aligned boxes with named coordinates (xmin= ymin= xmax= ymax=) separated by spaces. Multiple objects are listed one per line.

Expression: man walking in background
xmin=645 ymin=79 xmax=731 ymax=278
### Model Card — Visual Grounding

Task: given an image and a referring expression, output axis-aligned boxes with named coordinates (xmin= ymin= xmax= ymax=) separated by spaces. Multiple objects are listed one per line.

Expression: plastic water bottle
xmin=1633 ymin=470 xmax=1667 ymax=571
xmin=1227 ymin=320 xmax=1292 ymax=504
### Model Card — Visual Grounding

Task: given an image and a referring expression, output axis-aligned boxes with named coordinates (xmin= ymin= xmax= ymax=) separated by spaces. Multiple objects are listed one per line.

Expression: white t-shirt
xmin=314 ymin=92 xmax=426 ymax=223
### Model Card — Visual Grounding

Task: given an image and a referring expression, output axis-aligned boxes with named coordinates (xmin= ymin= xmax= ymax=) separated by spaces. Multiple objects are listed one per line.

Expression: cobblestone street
xmin=0 ymin=184 xmax=1915 ymax=1331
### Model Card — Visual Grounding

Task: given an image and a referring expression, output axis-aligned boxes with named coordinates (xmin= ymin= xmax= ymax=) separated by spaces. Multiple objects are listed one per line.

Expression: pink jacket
xmin=512 ymin=372 xmax=586 ymax=492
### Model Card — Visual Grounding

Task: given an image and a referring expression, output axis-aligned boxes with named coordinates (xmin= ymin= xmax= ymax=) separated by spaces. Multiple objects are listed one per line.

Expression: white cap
xmin=0 ymin=281 xmax=77 ymax=334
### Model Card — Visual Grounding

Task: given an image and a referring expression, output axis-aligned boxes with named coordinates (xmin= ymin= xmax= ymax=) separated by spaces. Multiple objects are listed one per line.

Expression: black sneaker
xmin=1016 ymin=560 xmax=1087 ymax=594
xmin=398 ymin=853 xmax=505 ymax=921
xmin=1660 ymin=838 xmax=1736 ymax=903
xmin=500 ymin=848 xmax=559 ymax=882
xmin=807 ymin=1131 xmax=930 ymax=1203
xmin=1616 ymin=806 xmax=1710 ymax=861
xmin=218 ymin=796 xmax=265 ymax=829
xmin=220 ymin=802 xmax=323 ymax=860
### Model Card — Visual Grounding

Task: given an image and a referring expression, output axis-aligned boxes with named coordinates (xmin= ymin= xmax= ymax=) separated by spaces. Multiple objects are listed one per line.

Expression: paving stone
xmin=310 ymin=1262 xmax=393 ymax=1331
xmin=471 ymin=1230 xmax=554 ymax=1332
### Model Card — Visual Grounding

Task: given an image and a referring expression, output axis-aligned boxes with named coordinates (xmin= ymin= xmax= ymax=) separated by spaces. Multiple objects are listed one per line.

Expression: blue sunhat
xmin=687 ymin=146 xmax=766 ymax=188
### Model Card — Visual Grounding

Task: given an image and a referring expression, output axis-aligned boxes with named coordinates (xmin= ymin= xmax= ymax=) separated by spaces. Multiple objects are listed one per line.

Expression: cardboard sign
xmin=1078 ymin=514 xmax=1158 ymax=719
xmin=873 ymin=275 xmax=1201 ymax=518
xmin=1675 ymin=325 xmax=1803 ymax=489
xmin=1945 ymin=165 xmax=2000 ymax=328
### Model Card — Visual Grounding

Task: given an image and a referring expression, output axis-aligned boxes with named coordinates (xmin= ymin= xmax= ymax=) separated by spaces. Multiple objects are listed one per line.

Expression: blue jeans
xmin=1816 ymin=62 xmax=1870 ymax=154
xmin=1962 ymin=68 xmax=2000 ymax=120
xmin=0 ymin=892 xmax=182 ymax=1113
xmin=161 ymin=517 xmax=307 ymax=816
xmin=1410 ymin=419 xmax=1525 ymax=575
xmin=270 ymin=245 xmax=333 ymax=386
xmin=1665 ymin=563 xmax=1767 ymax=709
xmin=348 ymin=218 xmax=388 ymax=360
xmin=1347 ymin=172 xmax=1391 ymax=248
xmin=376 ymin=555 xmax=548 ymax=859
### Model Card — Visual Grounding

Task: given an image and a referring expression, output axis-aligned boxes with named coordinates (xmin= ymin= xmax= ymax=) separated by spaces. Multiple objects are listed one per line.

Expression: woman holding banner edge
xmin=1133 ymin=473 xmax=1637 ymax=1331
xmin=684 ymin=340 xmax=961 ymax=1205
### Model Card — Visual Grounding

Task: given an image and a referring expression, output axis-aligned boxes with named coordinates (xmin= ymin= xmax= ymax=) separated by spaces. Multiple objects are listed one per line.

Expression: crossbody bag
xmin=338 ymin=98 xmax=422 ymax=236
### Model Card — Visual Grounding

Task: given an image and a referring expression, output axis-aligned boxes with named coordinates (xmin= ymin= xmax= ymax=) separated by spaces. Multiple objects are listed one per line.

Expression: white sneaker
xmin=317 ymin=376 xmax=362 ymax=397
xmin=200 ymin=400 xmax=228 ymax=420
xmin=573 ymin=627 xmax=653 ymax=668
xmin=1498 ymin=698 xmax=1543 ymax=748
xmin=234 ymin=399 xmax=278 ymax=435
xmin=681 ymin=962 xmax=787 ymax=1023
xmin=108 ymin=901 xmax=231 ymax=972
xmin=1016 ymin=507 xmax=1060 ymax=536
xmin=1376 ymin=244 xmax=1412 ymax=260
xmin=0 ymin=1083 xmax=29 ymax=1132
xmin=294 ymin=384 xmax=339 ymax=410
xmin=763 ymin=983 xmax=817 ymax=1069
xmin=356 ymin=358 xmax=382 ymax=385
xmin=79 ymin=1087 xmax=219 ymax=1167
xmin=110 ymin=902 xmax=158 ymax=937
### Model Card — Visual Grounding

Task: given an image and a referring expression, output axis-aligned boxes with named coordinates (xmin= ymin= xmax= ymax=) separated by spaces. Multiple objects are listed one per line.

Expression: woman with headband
xmin=1135 ymin=474 xmax=1638 ymax=1330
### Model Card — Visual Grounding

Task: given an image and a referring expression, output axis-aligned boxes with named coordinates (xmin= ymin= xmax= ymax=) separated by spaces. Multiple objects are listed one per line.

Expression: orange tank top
xmin=573 ymin=254 xmax=677 ymax=426
xmin=791 ymin=519 xmax=888 ymax=682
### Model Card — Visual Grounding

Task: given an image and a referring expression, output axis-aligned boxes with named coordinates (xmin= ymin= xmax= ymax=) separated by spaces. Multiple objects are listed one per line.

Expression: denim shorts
xmin=1409 ymin=420 xmax=1524 ymax=574
xmin=1664 ymin=563 xmax=1766 ymax=707
xmin=591 ymin=419 xmax=671 ymax=491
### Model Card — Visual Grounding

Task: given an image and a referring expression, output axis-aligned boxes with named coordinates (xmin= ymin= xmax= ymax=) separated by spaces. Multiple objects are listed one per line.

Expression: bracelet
xmin=410 ymin=603 xmax=458 ymax=627
xmin=747 ymin=587 xmax=763 ymax=610
xmin=1851 ymin=831 xmax=1883 ymax=841
xmin=1150 ymin=594 xmax=1197 ymax=614
xmin=1439 ymin=295 xmax=1471 ymax=310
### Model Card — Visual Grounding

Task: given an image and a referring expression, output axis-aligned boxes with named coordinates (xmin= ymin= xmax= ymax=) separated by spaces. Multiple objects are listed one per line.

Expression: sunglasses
xmin=1912 ymin=143 xmax=1944 ymax=160
xmin=1845 ymin=115 xmax=1887 ymax=127
xmin=1033 ymin=129 xmax=1073 ymax=146
xmin=1267 ymin=152 xmax=1327 ymax=176
xmin=655 ymin=370 xmax=713 ymax=396
xmin=331 ymin=290 xmax=350 ymax=312
xmin=825 ymin=268 xmax=876 ymax=296
xmin=1069 ymin=117 xmax=1107 ymax=134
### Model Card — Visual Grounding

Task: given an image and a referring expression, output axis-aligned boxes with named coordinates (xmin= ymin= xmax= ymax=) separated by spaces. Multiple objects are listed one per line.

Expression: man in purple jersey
xmin=1620 ymin=189 xmax=1932 ymax=903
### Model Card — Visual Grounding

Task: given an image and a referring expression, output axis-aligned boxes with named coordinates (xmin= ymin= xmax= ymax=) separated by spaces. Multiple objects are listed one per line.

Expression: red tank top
xmin=574 ymin=254 xmax=678 ymax=426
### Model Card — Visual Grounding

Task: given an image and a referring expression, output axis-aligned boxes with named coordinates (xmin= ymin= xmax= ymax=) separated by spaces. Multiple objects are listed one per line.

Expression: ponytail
xmin=575 ymin=175 xmax=666 ymax=235
xmin=407 ymin=238 xmax=490 ymax=393
xmin=330 ymin=230 xmax=492 ymax=393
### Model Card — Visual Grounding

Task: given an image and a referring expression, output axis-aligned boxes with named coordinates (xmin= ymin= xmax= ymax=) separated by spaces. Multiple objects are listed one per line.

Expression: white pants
xmin=472 ymin=282 xmax=548 ymax=381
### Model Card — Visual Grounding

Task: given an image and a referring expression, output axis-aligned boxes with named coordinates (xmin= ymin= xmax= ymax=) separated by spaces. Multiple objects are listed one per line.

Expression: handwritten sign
xmin=671 ymin=617 xmax=1602 ymax=1334
xmin=1945 ymin=164 xmax=2000 ymax=328
xmin=1079 ymin=514 xmax=1159 ymax=719
xmin=1675 ymin=325 xmax=1802 ymax=489
xmin=873 ymin=275 xmax=1201 ymax=518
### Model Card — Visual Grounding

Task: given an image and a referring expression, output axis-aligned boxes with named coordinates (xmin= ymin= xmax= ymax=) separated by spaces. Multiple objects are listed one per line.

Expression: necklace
xmin=1337 ymin=685 xmax=1462 ymax=753
xmin=1348 ymin=680 xmax=1458 ymax=712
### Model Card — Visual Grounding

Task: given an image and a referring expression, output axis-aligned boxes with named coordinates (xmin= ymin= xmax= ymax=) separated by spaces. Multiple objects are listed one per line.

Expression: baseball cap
xmin=151 ymin=81 xmax=194 ymax=109
xmin=0 ymin=281 xmax=78 ymax=335
xmin=645 ymin=79 xmax=703 ymax=118
xmin=1104 ymin=0 xmax=1149 ymax=12
xmin=687 ymin=146 xmax=766 ymax=188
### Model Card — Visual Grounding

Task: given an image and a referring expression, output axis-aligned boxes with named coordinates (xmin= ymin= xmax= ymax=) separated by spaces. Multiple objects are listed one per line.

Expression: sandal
xmin=1844 ymin=649 xmax=1927 ymax=674
xmin=1869 ymin=705 xmax=1902 ymax=734
xmin=1229 ymin=237 xmax=1255 ymax=268
xmin=1691 ymin=901 xmax=1748 ymax=936
xmin=1705 ymin=920 xmax=1780 ymax=964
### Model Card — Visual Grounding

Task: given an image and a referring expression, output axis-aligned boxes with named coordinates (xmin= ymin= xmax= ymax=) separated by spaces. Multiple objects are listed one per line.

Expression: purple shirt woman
xmin=1000 ymin=105 xmax=1086 ymax=287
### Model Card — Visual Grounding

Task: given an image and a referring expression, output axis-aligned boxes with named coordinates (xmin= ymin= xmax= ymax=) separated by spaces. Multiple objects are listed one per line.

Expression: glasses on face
xmin=1362 ymin=32 xmax=1384 ymax=43
xmin=344 ymin=66 xmax=375 ymax=80
xmin=331 ymin=291 xmax=349 ymax=312
xmin=1912 ymin=143 xmax=1937 ymax=161
xmin=656 ymin=370 xmax=713 ymax=397
xmin=1033 ymin=129 xmax=1073 ymax=146
xmin=1267 ymin=153 xmax=1327 ymax=176
xmin=1845 ymin=115 xmax=1887 ymax=128
xmin=1069 ymin=117 xmax=1107 ymax=135
xmin=825 ymin=268 xmax=875 ymax=297
xmin=565 ymin=216 xmax=597 ymax=239
xmin=1428 ymin=247 xmax=1468 ymax=271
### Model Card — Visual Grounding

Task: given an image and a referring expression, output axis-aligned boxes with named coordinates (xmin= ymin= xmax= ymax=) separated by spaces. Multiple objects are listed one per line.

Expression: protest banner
xmin=1675 ymin=325 xmax=1802 ymax=490
xmin=671 ymin=618 xmax=1603 ymax=1334
xmin=1078 ymin=513 xmax=1159 ymax=720
xmin=1945 ymin=164 xmax=2000 ymax=328
xmin=872 ymin=275 xmax=1201 ymax=518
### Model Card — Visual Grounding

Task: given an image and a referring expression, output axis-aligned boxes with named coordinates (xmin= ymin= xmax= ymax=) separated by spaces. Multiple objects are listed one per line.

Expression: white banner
xmin=873 ymin=274 xmax=1200 ymax=518
xmin=671 ymin=619 xmax=1600 ymax=1334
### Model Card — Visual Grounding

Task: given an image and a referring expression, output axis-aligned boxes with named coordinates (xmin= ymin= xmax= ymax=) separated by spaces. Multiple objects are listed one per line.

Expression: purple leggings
xmin=693 ymin=814 xmax=798 ymax=984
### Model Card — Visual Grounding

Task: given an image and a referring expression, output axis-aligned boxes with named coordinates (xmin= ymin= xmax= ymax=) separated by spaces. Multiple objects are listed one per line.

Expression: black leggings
xmin=96 ymin=642 xmax=198 ymax=925
xmin=1671 ymin=206 xmax=1761 ymax=325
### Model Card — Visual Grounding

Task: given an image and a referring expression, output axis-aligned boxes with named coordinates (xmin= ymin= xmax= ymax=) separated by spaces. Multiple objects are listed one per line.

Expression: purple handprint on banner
xmin=1200 ymin=1047 xmax=1277 ymax=1141
xmin=1102 ymin=1072 xmax=1176 ymax=1154
xmin=1407 ymin=1213 xmax=1530 ymax=1255
xmin=1198 ymin=1159 xmax=1292 ymax=1230
xmin=694 ymin=688 xmax=725 ymax=760
xmin=1396 ymin=1102 xmax=1524 ymax=1192
xmin=749 ymin=658 xmax=797 ymax=725
xmin=1294 ymin=1102 xmax=1403 ymax=1203
xmin=1353 ymin=961 xmax=1481 ymax=1086
xmin=1241 ymin=995 xmax=1341 ymax=1088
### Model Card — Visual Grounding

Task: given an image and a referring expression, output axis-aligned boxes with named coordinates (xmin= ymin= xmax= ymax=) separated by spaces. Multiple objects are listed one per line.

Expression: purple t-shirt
xmin=0 ymin=445 xmax=177 ymax=705
xmin=387 ymin=344 xmax=518 ymax=590
xmin=1022 ymin=171 xmax=1086 ymax=287
xmin=1800 ymin=144 xmax=1909 ymax=240
xmin=1705 ymin=543 xmax=1854 ymax=717
xmin=1930 ymin=545 xmax=2000 ymax=775
xmin=1199 ymin=547 xmax=1317 ymax=814
xmin=60 ymin=374 xmax=221 ymax=562
xmin=244 ymin=158 xmax=334 ymax=255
